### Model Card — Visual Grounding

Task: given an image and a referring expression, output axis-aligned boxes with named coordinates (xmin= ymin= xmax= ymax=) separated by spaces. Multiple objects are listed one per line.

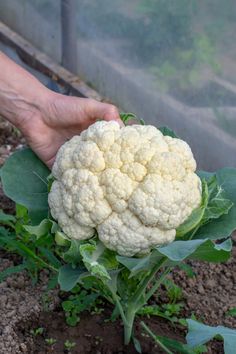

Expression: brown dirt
xmin=0 ymin=117 xmax=25 ymax=166
xmin=0 ymin=117 xmax=25 ymax=214
xmin=17 ymin=310 xmax=185 ymax=354
xmin=172 ymin=248 xmax=236 ymax=328
xmin=0 ymin=184 xmax=15 ymax=214
xmin=0 ymin=250 xmax=226 ymax=354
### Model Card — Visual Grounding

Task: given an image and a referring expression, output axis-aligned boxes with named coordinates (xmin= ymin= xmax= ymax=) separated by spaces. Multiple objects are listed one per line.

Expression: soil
xmin=17 ymin=310 xmax=185 ymax=354
xmin=0 ymin=118 xmax=235 ymax=354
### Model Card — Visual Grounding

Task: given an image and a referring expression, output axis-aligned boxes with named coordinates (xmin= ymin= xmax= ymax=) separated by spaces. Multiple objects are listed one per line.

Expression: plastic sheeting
xmin=0 ymin=0 xmax=236 ymax=169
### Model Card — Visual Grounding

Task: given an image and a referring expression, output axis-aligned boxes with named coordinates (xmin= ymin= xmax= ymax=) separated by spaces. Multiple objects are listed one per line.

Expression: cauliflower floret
xmin=48 ymin=181 xmax=94 ymax=239
xmin=49 ymin=121 xmax=202 ymax=256
xmin=97 ymin=210 xmax=176 ymax=256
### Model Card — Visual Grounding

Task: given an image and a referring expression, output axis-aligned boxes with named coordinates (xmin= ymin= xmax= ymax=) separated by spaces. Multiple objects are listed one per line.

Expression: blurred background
xmin=0 ymin=0 xmax=236 ymax=170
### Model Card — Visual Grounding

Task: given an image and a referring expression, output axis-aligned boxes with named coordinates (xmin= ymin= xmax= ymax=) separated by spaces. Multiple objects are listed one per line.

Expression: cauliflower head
xmin=48 ymin=121 xmax=202 ymax=256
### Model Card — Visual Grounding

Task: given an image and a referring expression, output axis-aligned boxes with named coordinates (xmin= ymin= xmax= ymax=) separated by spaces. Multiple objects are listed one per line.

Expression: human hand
xmin=21 ymin=93 xmax=121 ymax=167
xmin=0 ymin=52 xmax=121 ymax=168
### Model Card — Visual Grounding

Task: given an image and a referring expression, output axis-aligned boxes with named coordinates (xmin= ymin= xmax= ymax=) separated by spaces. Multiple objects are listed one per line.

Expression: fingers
xmin=85 ymin=99 xmax=123 ymax=126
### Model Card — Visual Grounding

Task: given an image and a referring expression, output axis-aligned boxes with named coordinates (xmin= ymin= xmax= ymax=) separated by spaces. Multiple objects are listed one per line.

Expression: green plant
xmin=64 ymin=340 xmax=76 ymax=351
xmin=138 ymin=303 xmax=183 ymax=324
xmin=141 ymin=321 xmax=208 ymax=354
xmin=0 ymin=201 xmax=62 ymax=284
xmin=30 ymin=327 xmax=44 ymax=336
xmin=45 ymin=338 xmax=57 ymax=345
xmin=62 ymin=285 xmax=101 ymax=326
xmin=226 ymin=307 xmax=236 ymax=317
xmin=186 ymin=319 xmax=236 ymax=354
xmin=1 ymin=121 xmax=236 ymax=348
xmin=163 ymin=278 xmax=183 ymax=303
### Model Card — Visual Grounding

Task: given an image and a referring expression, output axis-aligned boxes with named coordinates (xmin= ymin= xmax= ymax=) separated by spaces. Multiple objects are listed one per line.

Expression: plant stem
xmin=131 ymin=257 xmax=166 ymax=306
xmin=124 ymin=308 xmax=135 ymax=345
xmin=110 ymin=291 xmax=136 ymax=345
xmin=6 ymin=238 xmax=58 ymax=272
xmin=144 ymin=267 xmax=171 ymax=303
xmin=119 ymin=258 xmax=168 ymax=345
xmin=141 ymin=321 xmax=174 ymax=354
xmin=108 ymin=258 xmax=170 ymax=346
xmin=111 ymin=292 xmax=129 ymax=327
xmin=189 ymin=225 xmax=200 ymax=240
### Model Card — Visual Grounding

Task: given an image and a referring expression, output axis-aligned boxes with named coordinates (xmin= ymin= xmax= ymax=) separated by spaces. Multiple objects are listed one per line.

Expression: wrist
xmin=0 ymin=82 xmax=53 ymax=134
xmin=0 ymin=52 xmax=55 ymax=133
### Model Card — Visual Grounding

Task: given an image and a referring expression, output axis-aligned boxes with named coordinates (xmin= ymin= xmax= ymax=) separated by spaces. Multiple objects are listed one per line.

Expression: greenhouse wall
xmin=0 ymin=0 xmax=61 ymax=61
xmin=1 ymin=0 xmax=236 ymax=170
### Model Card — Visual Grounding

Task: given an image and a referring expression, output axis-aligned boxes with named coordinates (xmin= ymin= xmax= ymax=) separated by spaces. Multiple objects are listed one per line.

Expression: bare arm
xmin=0 ymin=51 xmax=121 ymax=167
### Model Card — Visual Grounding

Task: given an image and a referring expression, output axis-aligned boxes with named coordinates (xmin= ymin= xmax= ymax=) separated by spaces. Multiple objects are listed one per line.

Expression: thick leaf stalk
xmin=110 ymin=258 xmax=170 ymax=345
xmin=124 ymin=308 xmax=136 ymax=345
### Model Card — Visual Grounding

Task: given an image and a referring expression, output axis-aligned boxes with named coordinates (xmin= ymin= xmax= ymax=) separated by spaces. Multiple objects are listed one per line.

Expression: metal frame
xmin=0 ymin=21 xmax=101 ymax=101
xmin=61 ymin=0 xmax=78 ymax=73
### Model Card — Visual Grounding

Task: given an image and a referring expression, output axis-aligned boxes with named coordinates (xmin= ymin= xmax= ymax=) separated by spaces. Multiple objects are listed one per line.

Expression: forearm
xmin=0 ymin=51 xmax=51 ymax=132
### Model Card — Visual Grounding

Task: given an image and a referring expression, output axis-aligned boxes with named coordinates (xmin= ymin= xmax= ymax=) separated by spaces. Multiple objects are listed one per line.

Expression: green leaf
xmin=197 ymin=171 xmax=214 ymax=180
xmin=177 ymin=175 xmax=233 ymax=240
xmin=120 ymin=112 xmax=145 ymax=125
xmin=0 ymin=263 xmax=27 ymax=282
xmin=55 ymin=231 xmax=70 ymax=247
xmin=156 ymin=336 xmax=196 ymax=354
xmin=0 ymin=225 xmax=10 ymax=238
xmin=23 ymin=219 xmax=53 ymax=239
xmin=141 ymin=321 xmax=195 ymax=354
xmin=186 ymin=319 xmax=236 ymax=354
xmin=80 ymin=241 xmax=117 ymax=280
xmin=106 ymin=269 xmax=121 ymax=294
xmin=16 ymin=204 xmax=29 ymax=219
xmin=155 ymin=238 xmax=231 ymax=264
xmin=0 ymin=210 xmax=16 ymax=228
xmin=89 ymin=262 xmax=110 ymax=280
xmin=38 ymin=247 xmax=61 ymax=269
xmin=58 ymin=264 xmax=87 ymax=291
xmin=176 ymin=180 xmax=208 ymax=238
xmin=62 ymin=290 xmax=99 ymax=327
xmin=118 ymin=238 xmax=229 ymax=275
xmin=226 ymin=308 xmax=236 ymax=317
xmin=98 ymin=248 xmax=119 ymax=270
xmin=177 ymin=263 xmax=195 ymax=278
xmin=190 ymin=239 xmax=232 ymax=263
xmin=116 ymin=253 xmax=153 ymax=276
xmin=1 ymin=148 xmax=50 ymax=224
xmin=158 ymin=126 xmax=179 ymax=138
xmin=195 ymin=168 xmax=236 ymax=240
xmin=202 ymin=176 xmax=233 ymax=223
xmin=133 ymin=337 xmax=142 ymax=353
xmin=63 ymin=239 xmax=82 ymax=264
xmin=156 ymin=239 xmax=207 ymax=261
xmin=46 ymin=274 xmax=59 ymax=290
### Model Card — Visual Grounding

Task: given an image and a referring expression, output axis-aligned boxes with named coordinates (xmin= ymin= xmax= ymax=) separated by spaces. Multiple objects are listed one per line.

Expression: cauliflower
xmin=48 ymin=121 xmax=201 ymax=256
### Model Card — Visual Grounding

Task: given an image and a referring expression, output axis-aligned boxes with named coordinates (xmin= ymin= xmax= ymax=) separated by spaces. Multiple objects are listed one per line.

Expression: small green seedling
xmin=64 ymin=340 xmax=76 ymax=351
xmin=226 ymin=307 xmax=236 ymax=317
xmin=30 ymin=327 xmax=44 ymax=336
xmin=45 ymin=338 xmax=57 ymax=345
xmin=163 ymin=278 xmax=183 ymax=303
xmin=62 ymin=287 xmax=101 ymax=326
